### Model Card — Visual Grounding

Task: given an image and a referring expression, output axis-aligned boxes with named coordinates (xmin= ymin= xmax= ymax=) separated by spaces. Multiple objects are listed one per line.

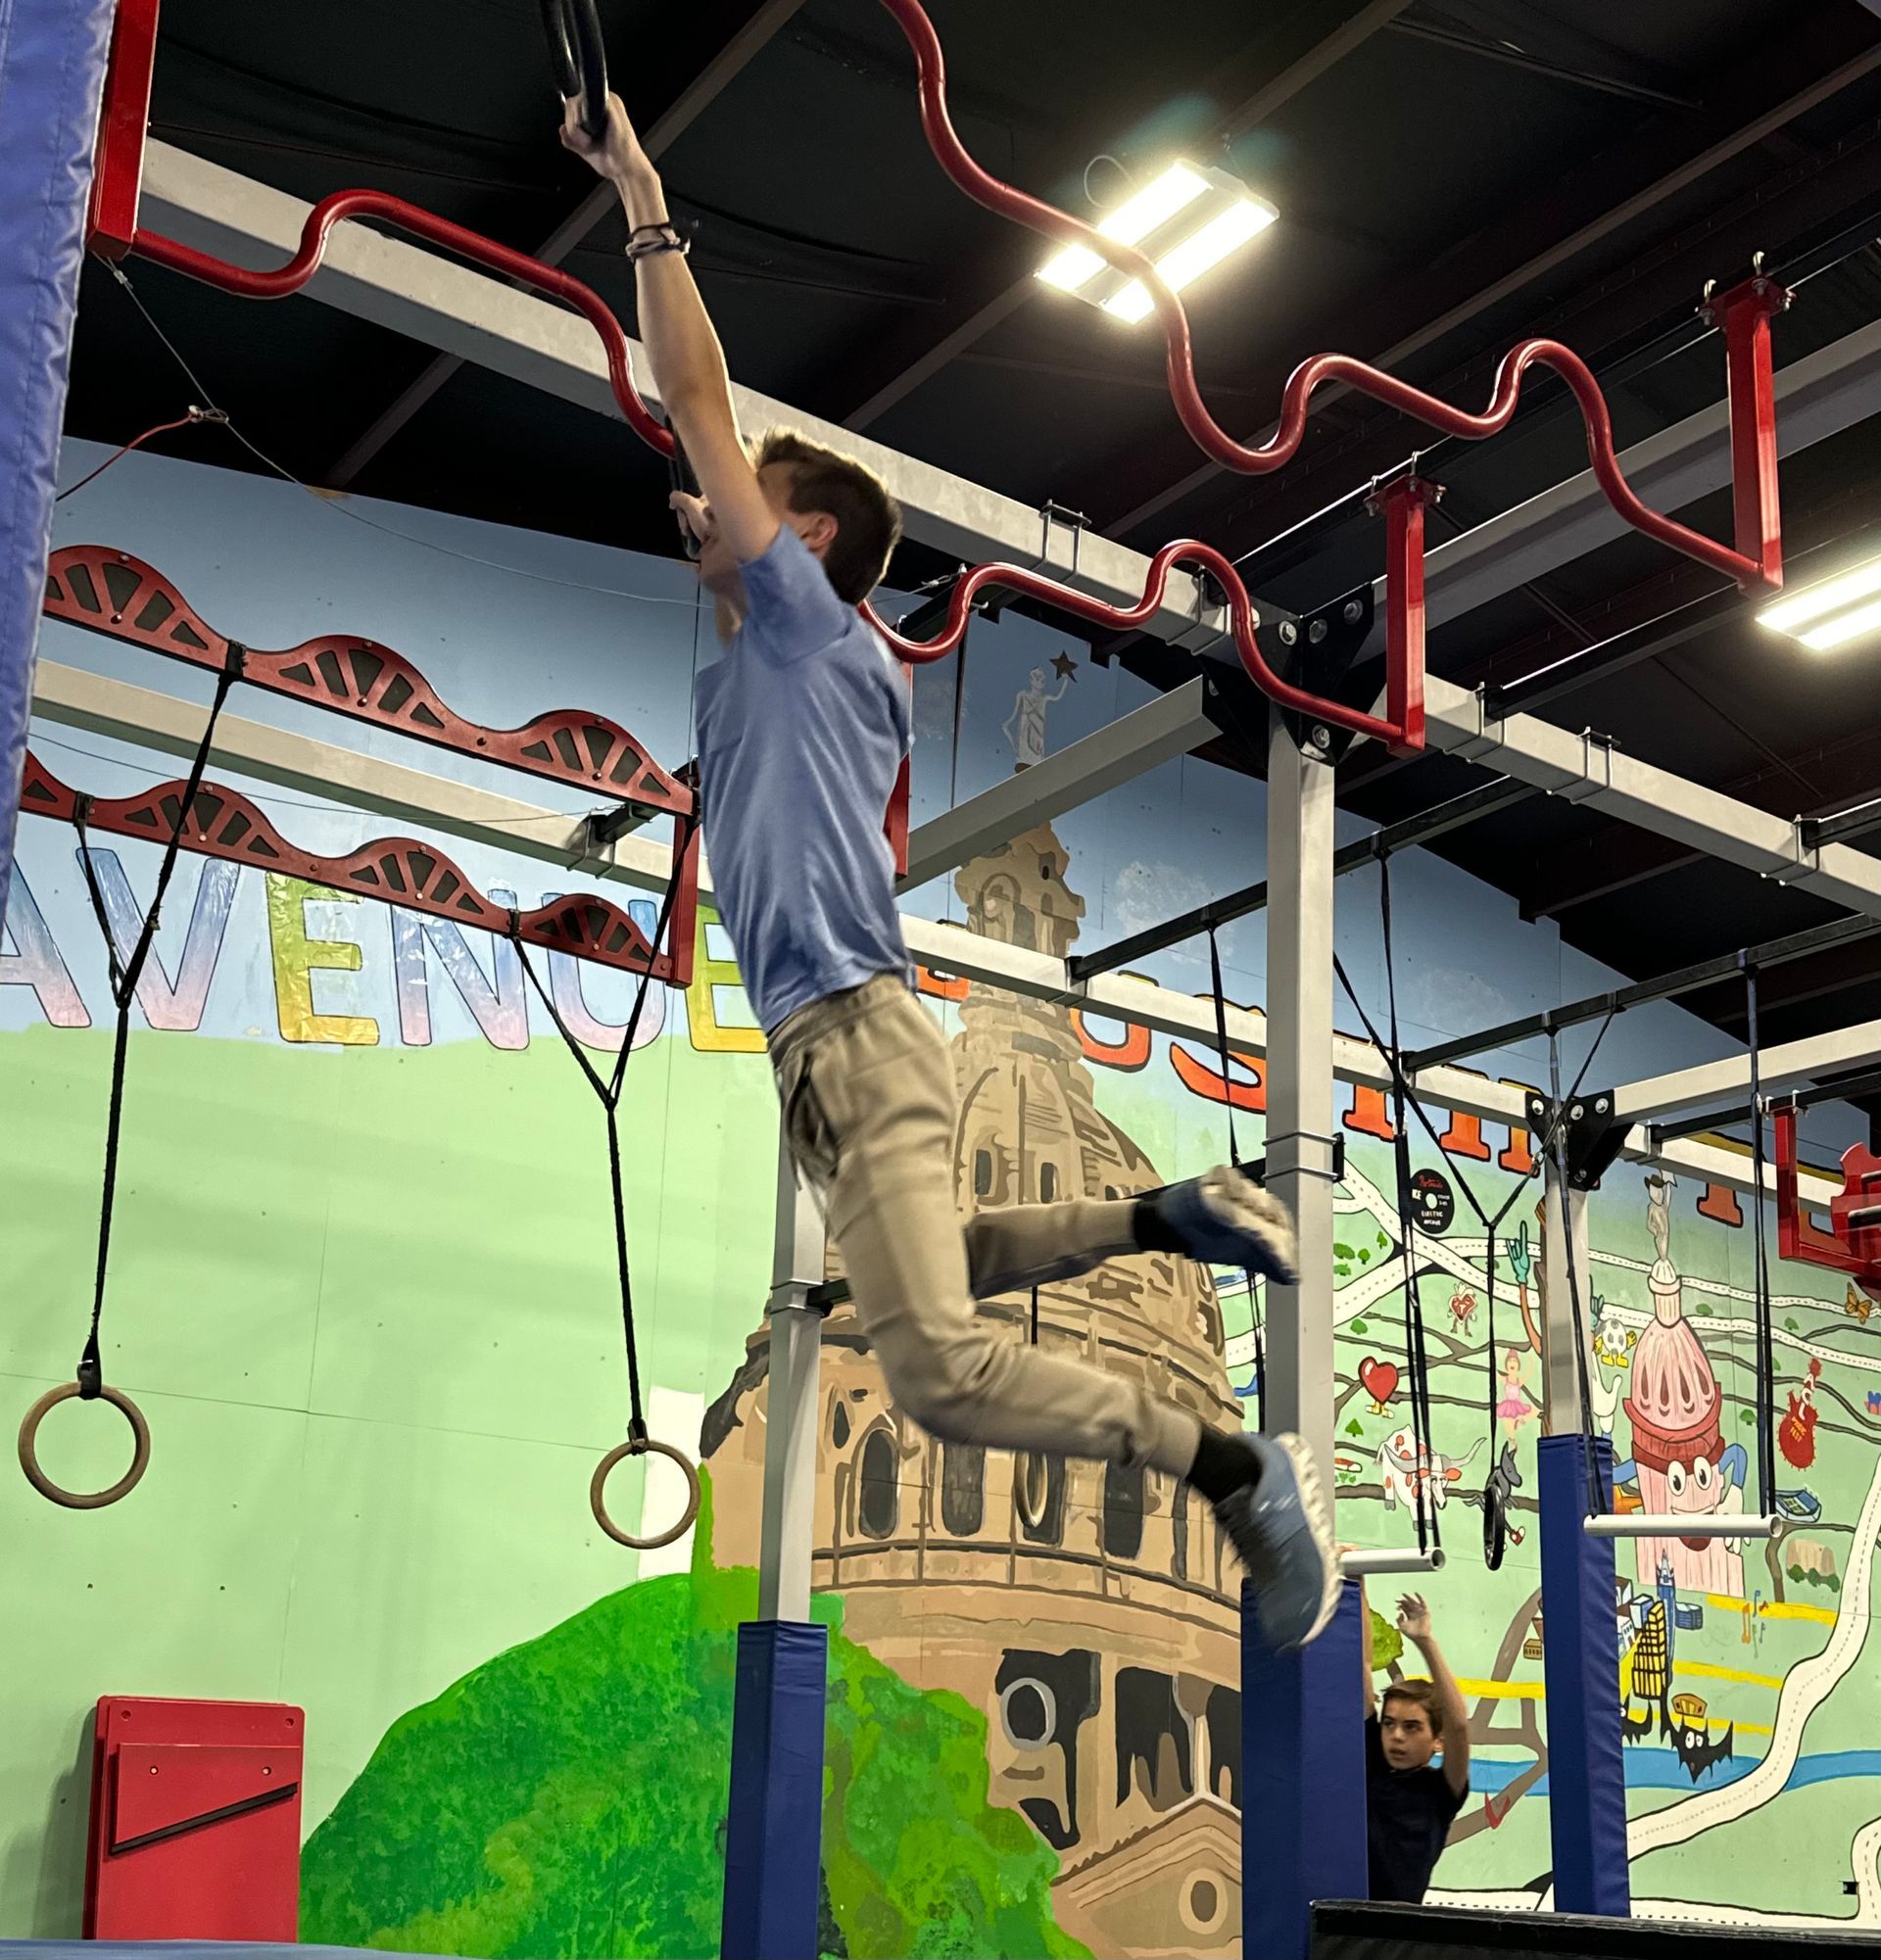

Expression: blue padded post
xmin=1242 ymin=1575 xmax=1369 ymax=1959
xmin=1538 ymin=1432 xmax=1630 ymax=1916
xmin=721 ymin=1619 xmax=828 ymax=1960
xmin=0 ymin=0 xmax=115 ymax=939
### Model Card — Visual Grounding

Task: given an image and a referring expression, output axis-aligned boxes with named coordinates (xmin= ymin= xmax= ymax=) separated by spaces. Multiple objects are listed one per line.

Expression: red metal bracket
xmin=44 ymin=548 xmax=692 ymax=818
xmin=1773 ymin=1101 xmax=1881 ymax=1299
xmin=1702 ymin=270 xmax=1792 ymax=589
xmin=85 ymin=0 xmax=160 ymax=260
xmin=1369 ymin=476 xmax=1440 ymax=757
xmin=21 ymin=753 xmax=698 ymax=985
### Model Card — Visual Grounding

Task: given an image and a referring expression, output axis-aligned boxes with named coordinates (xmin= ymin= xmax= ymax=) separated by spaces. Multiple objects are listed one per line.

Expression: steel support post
xmin=1260 ymin=712 xmax=1339 ymax=1482
xmin=757 ymin=1113 xmax=827 ymax=1622
xmin=1539 ymin=1161 xmax=1591 ymax=1438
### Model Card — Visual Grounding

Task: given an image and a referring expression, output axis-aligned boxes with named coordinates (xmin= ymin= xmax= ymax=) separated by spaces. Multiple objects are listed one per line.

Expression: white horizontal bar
xmin=1422 ymin=683 xmax=1881 ymax=922
xmin=26 ymin=660 xmax=1853 ymax=1208
xmin=1584 ymin=1514 xmax=1780 ymax=1540
xmin=1613 ymin=1019 xmax=1881 ymax=1122
xmin=1340 ymin=1547 xmax=1447 ymax=1575
xmin=138 ymin=141 xmax=1224 ymax=650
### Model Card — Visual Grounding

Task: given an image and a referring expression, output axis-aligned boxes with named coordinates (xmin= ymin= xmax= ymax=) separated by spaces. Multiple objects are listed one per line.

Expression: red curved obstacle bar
xmin=874 ymin=0 xmax=1786 ymax=598
xmin=44 ymin=546 xmax=692 ymax=817
xmin=20 ymin=752 xmax=699 ymax=984
xmin=124 ymin=196 xmax=1424 ymax=746
xmin=104 ymin=0 xmax=1788 ymax=755
xmin=135 ymin=191 xmax=676 ymax=460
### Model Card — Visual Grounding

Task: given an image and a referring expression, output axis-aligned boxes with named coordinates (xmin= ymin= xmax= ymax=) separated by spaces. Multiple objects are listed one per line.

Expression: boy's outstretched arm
xmin=561 ymin=93 xmax=778 ymax=565
xmin=1398 ymin=1594 xmax=1471 ymax=1794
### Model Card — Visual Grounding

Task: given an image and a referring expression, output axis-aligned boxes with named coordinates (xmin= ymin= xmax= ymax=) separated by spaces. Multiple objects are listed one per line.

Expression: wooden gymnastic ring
xmin=18 ymin=1380 xmax=151 ymax=1509
xmin=590 ymin=1435 xmax=700 ymax=1550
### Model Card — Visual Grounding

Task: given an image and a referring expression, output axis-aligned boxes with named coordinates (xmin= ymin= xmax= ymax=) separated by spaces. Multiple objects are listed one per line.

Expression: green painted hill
xmin=301 ymin=1479 xmax=1086 ymax=1960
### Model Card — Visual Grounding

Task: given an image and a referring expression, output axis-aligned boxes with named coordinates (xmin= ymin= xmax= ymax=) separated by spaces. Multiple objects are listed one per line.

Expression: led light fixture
xmin=1757 ymin=548 xmax=1881 ymax=652
xmin=1036 ymin=161 xmax=1276 ymax=323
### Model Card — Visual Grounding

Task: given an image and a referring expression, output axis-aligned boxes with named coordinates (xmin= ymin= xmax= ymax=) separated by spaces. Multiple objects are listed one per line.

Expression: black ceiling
xmin=59 ymin=0 xmax=1881 ymax=1078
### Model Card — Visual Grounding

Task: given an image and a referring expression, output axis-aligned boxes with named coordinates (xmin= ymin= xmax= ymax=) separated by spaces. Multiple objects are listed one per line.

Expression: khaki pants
xmin=770 ymin=975 xmax=1202 ymax=1477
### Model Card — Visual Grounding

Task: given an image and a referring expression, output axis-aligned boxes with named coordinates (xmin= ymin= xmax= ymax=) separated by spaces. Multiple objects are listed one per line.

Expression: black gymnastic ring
xmin=590 ymin=1434 xmax=701 ymax=1551
xmin=1483 ymin=1480 xmax=1507 ymax=1571
xmin=542 ymin=0 xmax=609 ymax=140
xmin=18 ymin=1379 xmax=152 ymax=1510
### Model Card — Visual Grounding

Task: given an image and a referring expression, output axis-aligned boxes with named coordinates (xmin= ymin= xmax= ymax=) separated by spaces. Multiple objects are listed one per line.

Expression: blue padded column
xmin=1538 ymin=1432 xmax=1630 ymax=1916
xmin=1242 ymin=1575 xmax=1369 ymax=1959
xmin=721 ymin=1619 xmax=828 ymax=1960
xmin=0 ymin=0 xmax=115 ymax=938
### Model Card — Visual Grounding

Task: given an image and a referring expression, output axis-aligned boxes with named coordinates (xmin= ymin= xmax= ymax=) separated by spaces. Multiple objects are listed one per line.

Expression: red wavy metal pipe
xmin=135 ymin=195 xmax=676 ymax=459
xmin=875 ymin=0 xmax=1781 ymax=598
xmin=129 ymin=184 xmax=1402 ymax=734
xmin=121 ymin=0 xmax=1788 ymax=749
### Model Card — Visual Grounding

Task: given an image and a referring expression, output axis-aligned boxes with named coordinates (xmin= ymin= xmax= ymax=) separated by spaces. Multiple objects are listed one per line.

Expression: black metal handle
xmin=542 ymin=0 xmax=608 ymax=141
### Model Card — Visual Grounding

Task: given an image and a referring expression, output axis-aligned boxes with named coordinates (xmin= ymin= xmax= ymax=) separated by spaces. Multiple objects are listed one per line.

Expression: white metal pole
xmin=1584 ymin=1514 xmax=1779 ymax=1538
xmin=756 ymin=1114 xmax=826 ymax=1622
xmin=1339 ymin=1548 xmax=1447 ymax=1576
xmin=1263 ymin=712 xmax=1338 ymax=1486
xmin=1539 ymin=1160 xmax=1592 ymax=1437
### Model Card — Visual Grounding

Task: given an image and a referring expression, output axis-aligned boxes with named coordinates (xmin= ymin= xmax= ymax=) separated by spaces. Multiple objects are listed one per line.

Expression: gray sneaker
xmin=1210 ymin=1431 xmax=1340 ymax=1649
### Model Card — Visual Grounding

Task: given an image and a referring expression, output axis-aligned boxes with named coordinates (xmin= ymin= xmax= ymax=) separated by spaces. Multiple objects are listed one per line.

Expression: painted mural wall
xmin=3 ymin=444 xmax=1878 ymax=1951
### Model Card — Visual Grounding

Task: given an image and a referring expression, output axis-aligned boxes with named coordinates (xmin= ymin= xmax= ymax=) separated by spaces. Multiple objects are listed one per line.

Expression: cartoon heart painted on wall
xmin=1359 ymin=1357 xmax=1399 ymax=1407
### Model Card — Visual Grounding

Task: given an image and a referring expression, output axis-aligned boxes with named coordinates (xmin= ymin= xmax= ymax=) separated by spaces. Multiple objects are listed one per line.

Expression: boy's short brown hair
xmin=1380 ymin=1679 xmax=1445 ymax=1738
xmin=753 ymin=428 xmax=902 ymax=605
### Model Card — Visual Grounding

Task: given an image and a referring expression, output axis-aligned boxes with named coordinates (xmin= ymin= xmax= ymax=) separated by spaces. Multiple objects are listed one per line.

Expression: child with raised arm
xmin=1362 ymin=1591 xmax=1471 ymax=1900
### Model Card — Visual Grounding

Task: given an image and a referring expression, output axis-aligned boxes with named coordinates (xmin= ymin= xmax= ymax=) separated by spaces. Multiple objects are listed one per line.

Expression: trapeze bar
xmin=1339 ymin=1547 xmax=1447 ymax=1575
xmin=1582 ymin=1514 xmax=1779 ymax=1540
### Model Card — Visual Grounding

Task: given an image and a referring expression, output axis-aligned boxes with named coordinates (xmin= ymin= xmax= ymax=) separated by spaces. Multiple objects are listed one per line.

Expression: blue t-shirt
xmin=694 ymin=525 xmax=912 ymax=1035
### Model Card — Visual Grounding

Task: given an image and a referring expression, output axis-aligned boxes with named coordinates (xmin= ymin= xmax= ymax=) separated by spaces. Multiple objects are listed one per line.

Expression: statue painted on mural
xmin=1002 ymin=657 xmax=1074 ymax=768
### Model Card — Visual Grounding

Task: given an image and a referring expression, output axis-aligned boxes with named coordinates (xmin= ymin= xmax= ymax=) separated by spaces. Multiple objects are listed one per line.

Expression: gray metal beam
xmin=759 ymin=1114 xmax=826 ymax=1621
xmin=137 ymin=141 xmax=1226 ymax=651
xmin=1538 ymin=1173 xmax=1589 ymax=1435
xmin=897 ymin=677 xmax=1219 ymax=890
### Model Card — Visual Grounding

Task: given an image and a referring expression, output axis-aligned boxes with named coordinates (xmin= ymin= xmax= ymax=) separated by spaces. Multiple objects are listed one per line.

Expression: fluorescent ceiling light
xmin=1036 ymin=161 xmax=1273 ymax=321
xmin=1758 ymin=549 xmax=1881 ymax=652
xmin=1102 ymin=197 xmax=1278 ymax=322
xmin=1036 ymin=164 xmax=1207 ymax=293
xmin=1798 ymin=594 xmax=1881 ymax=652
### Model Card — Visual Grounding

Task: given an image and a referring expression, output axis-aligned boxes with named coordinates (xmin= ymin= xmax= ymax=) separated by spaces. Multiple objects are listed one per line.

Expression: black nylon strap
xmin=1547 ymin=1032 xmax=1608 ymax=1518
xmin=69 ymin=658 xmax=241 ymax=1396
xmin=1745 ymin=963 xmax=1776 ymax=1517
xmin=1376 ymin=862 xmax=1437 ymax=1553
xmin=512 ymin=813 xmax=698 ymax=1438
